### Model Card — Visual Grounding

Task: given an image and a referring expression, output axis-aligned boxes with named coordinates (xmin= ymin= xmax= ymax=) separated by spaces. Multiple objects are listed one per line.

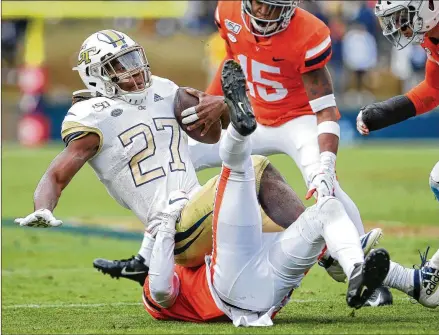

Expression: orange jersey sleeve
xmin=406 ymin=59 xmax=439 ymax=115
xmin=299 ymin=25 xmax=332 ymax=74
xmin=142 ymin=264 xmax=225 ymax=322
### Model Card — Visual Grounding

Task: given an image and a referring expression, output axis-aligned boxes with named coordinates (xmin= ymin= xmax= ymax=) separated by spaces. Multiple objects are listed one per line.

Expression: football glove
xmin=306 ymin=170 xmax=336 ymax=200
xmin=15 ymin=209 xmax=63 ymax=228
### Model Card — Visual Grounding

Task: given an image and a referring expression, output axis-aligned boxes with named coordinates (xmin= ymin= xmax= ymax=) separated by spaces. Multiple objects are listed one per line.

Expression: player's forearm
xmin=361 ymin=95 xmax=417 ymax=131
xmin=33 ymin=172 xmax=62 ymax=212
xmin=316 ymin=108 xmax=339 ymax=155
xmin=316 ymin=108 xmax=339 ymax=173
xmin=149 ymin=221 xmax=179 ymax=308
xmin=302 ymin=66 xmax=339 ymax=157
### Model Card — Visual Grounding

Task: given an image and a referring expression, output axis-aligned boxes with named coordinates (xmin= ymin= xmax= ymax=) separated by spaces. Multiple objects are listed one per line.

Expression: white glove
xmin=14 ymin=209 xmax=63 ymax=228
xmin=306 ymin=170 xmax=336 ymax=200
xmin=356 ymin=110 xmax=370 ymax=136
xmin=160 ymin=191 xmax=189 ymax=231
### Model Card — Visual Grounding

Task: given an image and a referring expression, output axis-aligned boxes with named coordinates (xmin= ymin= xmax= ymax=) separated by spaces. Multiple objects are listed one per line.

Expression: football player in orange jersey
xmin=356 ymin=0 xmax=439 ymax=202
xmin=140 ymin=61 xmax=438 ymax=326
xmin=180 ymin=0 xmax=371 ymax=287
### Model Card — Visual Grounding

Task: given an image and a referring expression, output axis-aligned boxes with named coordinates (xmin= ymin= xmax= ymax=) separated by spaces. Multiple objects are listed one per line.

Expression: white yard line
xmin=3 ymin=298 xmax=411 ymax=309
xmin=3 ymin=302 xmax=143 ymax=309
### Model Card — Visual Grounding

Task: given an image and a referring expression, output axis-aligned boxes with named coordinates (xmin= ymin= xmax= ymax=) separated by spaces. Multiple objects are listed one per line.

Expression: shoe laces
xmin=410 ymin=246 xmax=434 ymax=304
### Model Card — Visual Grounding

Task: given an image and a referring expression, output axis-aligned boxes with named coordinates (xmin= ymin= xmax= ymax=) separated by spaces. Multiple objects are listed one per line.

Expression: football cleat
xmin=347 ymin=248 xmax=390 ymax=309
xmin=411 ymin=247 xmax=439 ymax=308
xmin=319 ymin=228 xmax=383 ymax=283
xmin=221 ymin=59 xmax=256 ymax=137
xmin=93 ymin=254 xmax=148 ymax=286
xmin=363 ymin=286 xmax=393 ymax=307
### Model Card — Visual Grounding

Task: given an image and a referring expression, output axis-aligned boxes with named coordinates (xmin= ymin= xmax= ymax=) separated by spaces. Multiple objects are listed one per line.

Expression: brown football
xmin=173 ymin=87 xmax=222 ymax=144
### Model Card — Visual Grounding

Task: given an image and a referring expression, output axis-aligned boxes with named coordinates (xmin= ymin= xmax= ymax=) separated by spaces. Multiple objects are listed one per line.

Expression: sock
xmin=383 ymin=261 xmax=415 ymax=296
xmin=219 ymin=125 xmax=251 ymax=172
xmin=430 ymin=249 xmax=439 ymax=268
xmin=137 ymin=231 xmax=155 ymax=267
xmin=319 ymin=198 xmax=364 ymax=279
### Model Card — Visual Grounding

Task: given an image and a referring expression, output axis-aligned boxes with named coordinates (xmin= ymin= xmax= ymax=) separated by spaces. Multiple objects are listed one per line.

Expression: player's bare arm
xmin=301 ymin=66 xmax=340 ymax=200
xmin=15 ymin=133 xmax=99 ymax=228
xmin=302 ymin=66 xmax=339 ymax=155
xmin=34 ymin=133 xmax=100 ymax=211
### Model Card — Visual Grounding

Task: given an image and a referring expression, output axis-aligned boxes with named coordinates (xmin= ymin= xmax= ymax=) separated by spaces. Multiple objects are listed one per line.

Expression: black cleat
xmin=363 ymin=286 xmax=393 ymax=307
xmin=221 ymin=59 xmax=256 ymax=136
xmin=93 ymin=254 xmax=148 ymax=286
xmin=347 ymin=248 xmax=390 ymax=309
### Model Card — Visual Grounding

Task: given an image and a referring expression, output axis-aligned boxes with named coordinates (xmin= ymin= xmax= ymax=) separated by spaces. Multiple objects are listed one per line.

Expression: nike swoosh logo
xmin=174 ymin=211 xmax=213 ymax=243
xmin=120 ymin=267 xmax=148 ymax=276
xmin=272 ymin=57 xmax=284 ymax=62
xmin=367 ymin=292 xmax=382 ymax=307
xmin=237 ymin=102 xmax=246 ymax=114
xmin=174 ymin=228 xmax=205 ymax=255
xmin=169 ymin=197 xmax=188 ymax=205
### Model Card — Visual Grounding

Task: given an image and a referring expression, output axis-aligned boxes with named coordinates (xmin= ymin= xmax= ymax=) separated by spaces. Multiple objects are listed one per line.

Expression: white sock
xmin=333 ymin=180 xmax=365 ymax=235
xmin=137 ymin=231 xmax=155 ymax=267
xmin=430 ymin=249 xmax=439 ymax=268
xmin=219 ymin=125 xmax=251 ymax=172
xmin=319 ymin=198 xmax=364 ymax=278
xmin=383 ymin=261 xmax=414 ymax=296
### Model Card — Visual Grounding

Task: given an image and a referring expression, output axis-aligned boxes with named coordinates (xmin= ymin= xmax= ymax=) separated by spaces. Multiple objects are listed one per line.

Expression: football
xmin=173 ymin=87 xmax=222 ymax=144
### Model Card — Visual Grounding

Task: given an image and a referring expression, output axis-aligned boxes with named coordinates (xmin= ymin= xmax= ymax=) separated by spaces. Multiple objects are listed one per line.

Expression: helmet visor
xmin=243 ymin=0 xmax=297 ymax=36
xmin=377 ymin=6 xmax=417 ymax=49
xmin=102 ymin=46 xmax=151 ymax=92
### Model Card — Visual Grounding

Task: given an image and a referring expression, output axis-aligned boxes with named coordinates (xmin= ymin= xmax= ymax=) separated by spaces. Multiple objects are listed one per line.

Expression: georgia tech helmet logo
xmin=78 ymin=46 xmax=97 ymax=66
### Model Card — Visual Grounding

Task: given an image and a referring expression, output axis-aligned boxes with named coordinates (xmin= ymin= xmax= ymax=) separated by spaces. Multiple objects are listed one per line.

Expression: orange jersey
xmin=208 ymin=2 xmax=332 ymax=126
xmin=142 ymin=264 xmax=226 ymax=322
xmin=406 ymin=37 xmax=439 ymax=115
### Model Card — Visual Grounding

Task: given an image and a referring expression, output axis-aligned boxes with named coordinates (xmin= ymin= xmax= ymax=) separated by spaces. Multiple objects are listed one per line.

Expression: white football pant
xmin=209 ymin=125 xmax=364 ymax=312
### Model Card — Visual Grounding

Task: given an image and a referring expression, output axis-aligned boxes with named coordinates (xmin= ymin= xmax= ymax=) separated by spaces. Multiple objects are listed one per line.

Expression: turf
xmin=3 ymin=143 xmax=438 ymax=225
xmin=2 ymin=226 xmax=438 ymax=334
xmin=2 ymin=143 xmax=439 ymax=334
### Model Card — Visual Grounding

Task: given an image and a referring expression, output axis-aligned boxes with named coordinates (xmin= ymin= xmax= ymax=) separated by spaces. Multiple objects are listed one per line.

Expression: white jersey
xmin=61 ymin=76 xmax=200 ymax=227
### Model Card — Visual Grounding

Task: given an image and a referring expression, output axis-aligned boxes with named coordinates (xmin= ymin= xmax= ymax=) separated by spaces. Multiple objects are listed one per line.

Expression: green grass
xmin=2 ymin=143 xmax=438 ymax=224
xmin=2 ymin=226 xmax=438 ymax=334
xmin=2 ymin=143 xmax=439 ymax=334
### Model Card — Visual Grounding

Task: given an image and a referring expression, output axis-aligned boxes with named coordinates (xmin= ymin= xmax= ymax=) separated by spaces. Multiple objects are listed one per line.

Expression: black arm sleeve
xmin=361 ymin=95 xmax=417 ymax=131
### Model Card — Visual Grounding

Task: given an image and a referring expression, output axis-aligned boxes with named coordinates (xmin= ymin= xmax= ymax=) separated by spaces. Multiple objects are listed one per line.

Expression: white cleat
xmin=319 ymin=228 xmax=383 ymax=283
xmin=412 ymin=247 xmax=439 ymax=308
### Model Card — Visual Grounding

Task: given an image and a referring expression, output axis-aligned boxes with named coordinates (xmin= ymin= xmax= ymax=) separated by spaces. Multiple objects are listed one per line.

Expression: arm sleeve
xmin=148 ymin=219 xmax=180 ymax=309
xmin=406 ymin=59 xmax=439 ymax=115
xmin=299 ymin=26 xmax=332 ymax=74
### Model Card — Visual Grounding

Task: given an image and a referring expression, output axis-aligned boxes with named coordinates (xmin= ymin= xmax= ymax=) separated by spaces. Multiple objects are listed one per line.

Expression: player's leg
xmin=383 ymin=247 xmax=439 ymax=308
xmin=188 ymin=124 xmax=279 ymax=172
xmin=429 ymin=161 xmax=439 ymax=202
xmin=210 ymin=59 xmax=264 ymax=307
xmin=268 ymin=196 xmax=390 ymax=309
xmin=93 ymin=232 xmax=151 ymax=286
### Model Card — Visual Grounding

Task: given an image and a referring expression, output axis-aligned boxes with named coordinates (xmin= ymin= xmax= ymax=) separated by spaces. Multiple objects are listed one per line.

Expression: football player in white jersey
xmin=15 ymin=31 xmax=388 ymax=304
xmin=14 ymin=29 xmax=311 ymax=283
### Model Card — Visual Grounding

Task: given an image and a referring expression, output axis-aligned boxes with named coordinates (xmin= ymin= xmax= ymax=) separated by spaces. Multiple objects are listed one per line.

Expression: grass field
xmin=2 ymin=143 xmax=439 ymax=334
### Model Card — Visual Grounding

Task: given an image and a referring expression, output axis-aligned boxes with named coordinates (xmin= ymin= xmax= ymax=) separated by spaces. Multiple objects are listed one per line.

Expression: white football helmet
xmin=73 ymin=30 xmax=152 ymax=105
xmin=241 ymin=0 xmax=299 ymax=37
xmin=375 ymin=0 xmax=439 ymax=49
